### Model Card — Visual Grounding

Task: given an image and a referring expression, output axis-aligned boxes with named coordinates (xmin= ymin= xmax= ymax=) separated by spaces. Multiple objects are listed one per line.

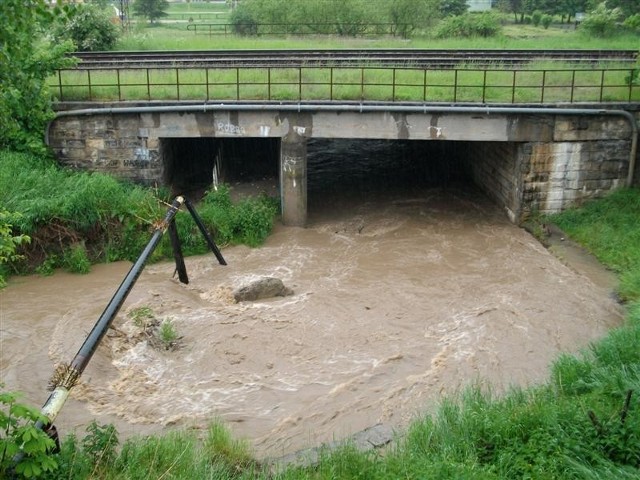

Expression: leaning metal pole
xmin=35 ymin=196 xmax=185 ymax=430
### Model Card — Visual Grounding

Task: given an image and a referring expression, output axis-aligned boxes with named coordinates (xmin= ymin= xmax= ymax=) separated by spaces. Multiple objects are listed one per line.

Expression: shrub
xmin=435 ymin=12 xmax=502 ymax=38
xmin=0 ymin=210 xmax=30 ymax=287
xmin=51 ymin=4 xmax=119 ymax=52
xmin=623 ymin=14 xmax=640 ymax=33
xmin=0 ymin=389 xmax=58 ymax=478
xmin=229 ymin=7 xmax=258 ymax=35
xmin=532 ymin=10 xmax=542 ymax=27
xmin=541 ymin=14 xmax=553 ymax=29
xmin=579 ymin=2 xmax=623 ymax=38
xmin=61 ymin=242 xmax=91 ymax=274
xmin=0 ymin=1 xmax=75 ymax=155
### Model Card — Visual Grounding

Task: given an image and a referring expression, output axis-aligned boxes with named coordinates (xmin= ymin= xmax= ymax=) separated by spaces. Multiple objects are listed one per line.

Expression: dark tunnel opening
xmin=305 ymin=138 xmax=512 ymax=214
xmin=161 ymin=137 xmax=279 ymax=198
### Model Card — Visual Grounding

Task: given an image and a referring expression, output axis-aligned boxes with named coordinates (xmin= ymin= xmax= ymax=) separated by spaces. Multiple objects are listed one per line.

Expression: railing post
xmin=117 ymin=69 xmax=122 ymax=101
xmin=236 ymin=67 xmax=240 ymax=100
xmin=58 ymin=70 xmax=63 ymax=101
xmin=87 ymin=70 xmax=93 ymax=102
xmin=361 ymin=68 xmax=365 ymax=101
xmin=541 ymin=70 xmax=546 ymax=103
xmin=423 ymin=69 xmax=427 ymax=102
xmin=599 ymin=69 xmax=605 ymax=102
xmin=392 ymin=68 xmax=396 ymax=101
xmin=176 ymin=68 xmax=180 ymax=101
xmin=570 ymin=70 xmax=576 ymax=103
xmin=453 ymin=69 xmax=458 ymax=103
xmin=482 ymin=70 xmax=487 ymax=103
xmin=330 ymin=67 xmax=333 ymax=101
xmin=146 ymin=68 xmax=150 ymax=101
xmin=511 ymin=71 xmax=516 ymax=103
xmin=206 ymin=68 xmax=210 ymax=101
xmin=268 ymin=67 xmax=271 ymax=100
xmin=298 ymin=67 xmax=302 ymax=101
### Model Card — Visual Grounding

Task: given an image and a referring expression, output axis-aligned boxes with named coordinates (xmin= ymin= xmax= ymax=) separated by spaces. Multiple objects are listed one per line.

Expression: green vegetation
xmin=132 ymin=0 xmax=170 ymax=24
xmin=552 ymin=188 xmax=640 ymax=303
xmin=51 ymin=4 xmax=120 ymax=52
xmin=0 ymin=390 xmax=57 ymax=478
xmin=0 ymin=0 xmax=74 ymax=155
xmin=0 ymin=150 xmax=278 ymax=279
xmin=0 ymin=211 xmax=30 ymax=287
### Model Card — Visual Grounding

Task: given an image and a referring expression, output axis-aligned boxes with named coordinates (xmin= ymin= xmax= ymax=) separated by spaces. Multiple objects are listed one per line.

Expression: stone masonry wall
xmin=521 ymin=139 xmax=630 ymax=217
xmin=468 ymin=142 xmax=522 ymax=223
xmin=49 ymin=113 xmax=163 ymax=185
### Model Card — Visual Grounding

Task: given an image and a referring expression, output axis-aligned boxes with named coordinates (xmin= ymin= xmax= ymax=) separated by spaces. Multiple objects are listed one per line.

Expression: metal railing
xmin=50 ymin=65 xmax=640 ymax=104
xmin=185 ymin=23 xmax=411 ymax=37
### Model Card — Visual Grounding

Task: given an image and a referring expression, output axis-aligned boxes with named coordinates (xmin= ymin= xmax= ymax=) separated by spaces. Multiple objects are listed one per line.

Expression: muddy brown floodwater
xmin=0 ymin=187 xmax=623 ymax=459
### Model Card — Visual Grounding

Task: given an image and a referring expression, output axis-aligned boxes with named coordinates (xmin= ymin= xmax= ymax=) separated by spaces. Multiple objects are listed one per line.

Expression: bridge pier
xmin=280 ymin=131 xmax=307 ymax=227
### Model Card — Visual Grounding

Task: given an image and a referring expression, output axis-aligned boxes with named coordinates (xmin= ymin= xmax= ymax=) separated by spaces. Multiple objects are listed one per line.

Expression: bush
xmin=0 ymin=390 xmax=58 ymax=478
xmin=52 ymin=4 xmax=119 ymax=52
xmin=623 ymin=14 xmax=640 ymax=33
xmin=579 ymin=2 xmax=623 ymax=38
xmin=434 ymin=12 xmax=502 ymax=38
xmin=229 ymin=7 xmax=258 ymax=35
xmin=532 ymin=10 xmax=542 ymax=27
xmin=0 ymin=1 xmax=75 ymax=155
xmin=0 ymin=210 xmax=30 ymax=287
xmin=541 ymin=14 xmax=553 ymax=29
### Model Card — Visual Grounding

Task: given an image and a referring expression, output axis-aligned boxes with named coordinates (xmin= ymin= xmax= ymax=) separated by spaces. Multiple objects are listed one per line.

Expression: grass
xmin=550 ymin=188 xmax=640 ymax=302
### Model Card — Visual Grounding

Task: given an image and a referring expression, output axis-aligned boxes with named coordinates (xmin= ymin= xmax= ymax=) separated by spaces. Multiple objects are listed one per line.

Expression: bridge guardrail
xmin=50 ymin=65 xmax=640 ymax=104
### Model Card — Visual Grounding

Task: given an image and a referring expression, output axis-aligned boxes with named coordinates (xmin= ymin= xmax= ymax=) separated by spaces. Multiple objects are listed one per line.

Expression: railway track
xmin=69 ymin=49 xmax=639 ymax=70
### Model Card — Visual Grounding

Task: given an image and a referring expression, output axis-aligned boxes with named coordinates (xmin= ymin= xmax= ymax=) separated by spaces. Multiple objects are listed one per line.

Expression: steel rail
xmin=69 ymin=49 xmax=639 ymax=70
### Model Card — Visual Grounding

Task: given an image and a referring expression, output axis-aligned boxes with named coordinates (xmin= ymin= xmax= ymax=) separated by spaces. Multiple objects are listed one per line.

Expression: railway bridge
xmin=47 ymin=49 xmax=640 ymax=226
xmin=49 ymin=101 xmax=638 ymax=226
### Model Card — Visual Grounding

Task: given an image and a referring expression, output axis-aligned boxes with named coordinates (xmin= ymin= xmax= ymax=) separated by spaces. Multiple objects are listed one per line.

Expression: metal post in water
xmin=168 ymin=218 xmax=189 ymax=284
xmin=184 ymin=197 xmax=227 ymax=265
xmin=34 ymin=196 xmax=185 ymax=431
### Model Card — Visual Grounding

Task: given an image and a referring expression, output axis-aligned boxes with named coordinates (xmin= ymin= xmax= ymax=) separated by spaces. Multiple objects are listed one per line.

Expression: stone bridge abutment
xmin=48 ymin=103 xmax=638 ymax=226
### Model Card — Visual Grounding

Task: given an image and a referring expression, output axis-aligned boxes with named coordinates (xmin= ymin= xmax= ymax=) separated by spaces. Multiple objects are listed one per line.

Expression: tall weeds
xmin=0 ymin=150 xmax=278 ymax=277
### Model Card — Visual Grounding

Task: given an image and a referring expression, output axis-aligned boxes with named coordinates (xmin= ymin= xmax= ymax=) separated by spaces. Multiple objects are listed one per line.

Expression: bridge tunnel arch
xmin=304 ymin=139 xmax=522 ymax=222
xmin=161 ymin=137 xmax=279 ymax=198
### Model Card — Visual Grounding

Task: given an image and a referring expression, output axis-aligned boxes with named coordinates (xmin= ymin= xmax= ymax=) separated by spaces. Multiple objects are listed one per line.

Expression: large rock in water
xmin=232 ymin=277 xmax=293 ymax=303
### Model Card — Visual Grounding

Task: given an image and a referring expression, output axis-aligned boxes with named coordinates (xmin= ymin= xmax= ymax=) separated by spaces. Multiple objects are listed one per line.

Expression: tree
xmin=0 ymin=0 xmax=75 ymax=154
xmin=132 ymin=0 xmax=169 ymax=24
xmin=387 ymin=0 xmax=441 ymax=37
xmin=605 ymin=0 xmax=640 ymax=17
